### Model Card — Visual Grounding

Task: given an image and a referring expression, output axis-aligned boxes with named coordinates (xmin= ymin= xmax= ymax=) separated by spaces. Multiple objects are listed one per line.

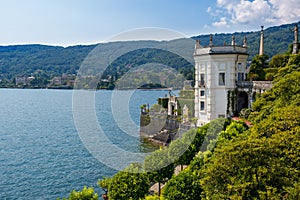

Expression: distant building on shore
xmin=15 ymin=76 xmax=35 ymax=86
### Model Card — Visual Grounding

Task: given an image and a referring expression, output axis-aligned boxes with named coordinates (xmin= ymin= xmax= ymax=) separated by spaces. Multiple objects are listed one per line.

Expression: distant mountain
xmin=0 ymin=21 xmax=298 ymax=88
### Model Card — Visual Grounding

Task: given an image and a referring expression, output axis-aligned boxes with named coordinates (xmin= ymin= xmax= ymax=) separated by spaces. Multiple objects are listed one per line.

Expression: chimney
xmin=259 ymin=26 xmax=264 ymax=55
xmin=292 ymin=24 xmax=299 ymax=54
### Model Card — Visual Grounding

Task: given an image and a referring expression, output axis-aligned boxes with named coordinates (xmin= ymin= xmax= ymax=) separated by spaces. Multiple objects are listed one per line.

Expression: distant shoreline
xmin=0 ymin=86 xmax=177 ymax=91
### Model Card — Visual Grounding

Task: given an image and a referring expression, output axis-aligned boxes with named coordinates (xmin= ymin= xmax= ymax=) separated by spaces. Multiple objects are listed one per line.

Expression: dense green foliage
xmin=198 ymin=55 xmax=300 ymax=199
xmin=162 ymin=167 xmax=202 ymax=200
xmin=199 ymin=95 xmax=299 ymax=199
xmin=98 ymin=163 xmax=149 ymax=200
xmin=57 ymin=186 xmax=98 ymax=200
xmin=201 ymin=129 xmax=300 ymax=199
xmin=249 ymin=55 xmax=300 ymax=123
xmin=247 ymin=54 xmax=269 ymax=80
xmin=144 ymin=149 xmax=175 ymax=196
xmin=162 ymin=153 xmax=205 ymax=200
xmin=97 ymin=119 xmax=229 ymax=199
xmin=161 ymin=120 xmax=247 ymax=200
xmin=248 ymin=42 xmax=300 ymax=81
xmin=269 ymin=54 xmax=290 ymax=68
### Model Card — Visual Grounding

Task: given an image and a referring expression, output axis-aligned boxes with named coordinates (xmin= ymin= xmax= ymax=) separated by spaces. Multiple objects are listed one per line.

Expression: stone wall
xmin=140 ymin=111 xmax=195 ymax=145
xmin=173 ymin=124 xmax=195 ymax=140
xmin=140 ymin=113 xmax=180 ymax=137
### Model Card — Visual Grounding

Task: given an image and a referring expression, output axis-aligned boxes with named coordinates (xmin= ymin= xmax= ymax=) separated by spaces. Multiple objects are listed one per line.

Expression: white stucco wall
xmin=194 ymin=45 xmax=248 ymax=126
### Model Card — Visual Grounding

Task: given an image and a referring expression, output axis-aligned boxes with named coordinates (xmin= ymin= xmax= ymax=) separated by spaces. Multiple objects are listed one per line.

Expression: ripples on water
xmin=0 ymin=89 xmax=167 ymax=199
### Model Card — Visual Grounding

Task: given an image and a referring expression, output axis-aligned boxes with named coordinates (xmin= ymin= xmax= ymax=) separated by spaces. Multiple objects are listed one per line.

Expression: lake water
xmin=0 ymin=89 xmax=168 ymax=199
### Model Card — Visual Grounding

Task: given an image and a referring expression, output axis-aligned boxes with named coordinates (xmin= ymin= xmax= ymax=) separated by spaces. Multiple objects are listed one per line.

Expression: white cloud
xmin=209 ymin=0 xmax=300 ymax=29
xmin=232 ymin=0 xmax=272 ymax=24
xmin=269 ymin=0 xmax=300 ymax=24
xmin=213 ymin=17 xmax=229 ymax=27
xmin=207 ymin=6 xmax=212 ymax=13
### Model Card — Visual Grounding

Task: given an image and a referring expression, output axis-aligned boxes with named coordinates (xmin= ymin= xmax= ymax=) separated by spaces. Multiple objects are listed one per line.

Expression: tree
xmin=269 ymin=54 xmax=290 ymax=68
xmin=200 ymin=88 xmax=300 ymax=199
xmin=247 ymin=54 xmax=269 ymax=81
xmin=285 ymin=182 xmax=300 ymax=200
xmin=217 ymin=120 xmax=248 ymax=145
xmin=251 ymin=106 xmax=300 ymax=137
xmin=98 ymin=163 xmax=150 ymax=200
xmin=162 ymin=168 xmax=202 ymax=200
xmin=58 ymin=186 xmax=98 ymax=200
xmin=167 ymin=128 xmax=201 ymax=170
xmin=163 ymin=153 xmax=206 ymax=200
xmin=249 ymin=71 xmax=300 ymax=123
xmin=162 ymin=119 xmax=229 ymax=200
xmin=144 ymin=149 xmax=175 ymax=196
xmin=274 ymin=53 xmax=300 ymax=80
xmin=199 ymin=118 xmax=229 ymax=152
xmin=200 ymin=129 xmax=300 ymax=199
xmin=144 ymin=194 xmax=163 ymax=200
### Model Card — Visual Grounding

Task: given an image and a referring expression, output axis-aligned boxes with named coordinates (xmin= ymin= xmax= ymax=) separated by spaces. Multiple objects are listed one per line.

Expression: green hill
xmin=0 ymin=44 xmax=96 ymax=79
xmin=0 ymin=21 xmax=298 ymax=88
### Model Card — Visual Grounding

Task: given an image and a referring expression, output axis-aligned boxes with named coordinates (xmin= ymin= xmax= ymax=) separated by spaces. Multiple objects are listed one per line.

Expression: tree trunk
xmin=158 ymin=182 xmax=161 ymax=196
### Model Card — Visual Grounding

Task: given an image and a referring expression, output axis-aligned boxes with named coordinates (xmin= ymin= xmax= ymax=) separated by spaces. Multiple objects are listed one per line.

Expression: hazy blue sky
xmin=0 ymin=0 xmax=299 ymax=46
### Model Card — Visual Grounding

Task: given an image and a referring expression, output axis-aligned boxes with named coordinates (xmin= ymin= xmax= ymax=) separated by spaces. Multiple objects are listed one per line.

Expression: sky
xmin=0 ymin=0 xmax=299 ymax=46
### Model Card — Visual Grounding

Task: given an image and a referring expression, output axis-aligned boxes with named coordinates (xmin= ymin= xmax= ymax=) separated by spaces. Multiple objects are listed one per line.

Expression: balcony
xmin=236 ymin=81 xmax=253 ymax=89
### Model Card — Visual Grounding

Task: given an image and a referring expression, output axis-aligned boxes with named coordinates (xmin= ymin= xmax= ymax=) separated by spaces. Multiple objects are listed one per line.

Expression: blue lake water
xmin=0 ymin=89 xmax=168 ymax=199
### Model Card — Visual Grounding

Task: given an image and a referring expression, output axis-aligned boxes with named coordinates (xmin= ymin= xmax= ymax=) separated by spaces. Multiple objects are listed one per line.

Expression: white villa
xmin=194 ymin=35 xmax=249 ymax=126
xmin=141 ymin=24 xmax=299 ymax=141
xmin=194 ymin=25 xmax=298 ymax=126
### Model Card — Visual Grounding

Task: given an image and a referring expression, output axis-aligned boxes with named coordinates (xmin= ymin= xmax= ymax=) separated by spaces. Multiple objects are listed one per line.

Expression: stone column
xmin=293 ymin=24 xmax=299 ymax=54
xmin=259 ymin=26 xmax=264 ymax=55
xmin=248 ymin=90 xmax=253 ymax=108
xmin=243 ymin=36 xmax=247 ymax=47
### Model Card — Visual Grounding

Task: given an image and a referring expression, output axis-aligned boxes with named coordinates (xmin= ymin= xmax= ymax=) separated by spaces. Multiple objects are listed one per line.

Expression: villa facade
xmin=194 ymin=35 xmax=249 ymax=126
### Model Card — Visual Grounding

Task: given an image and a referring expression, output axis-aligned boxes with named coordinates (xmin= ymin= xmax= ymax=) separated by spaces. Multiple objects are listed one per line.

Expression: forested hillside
xmin=0 ymin=44 xmax=96 ymax=78
xmin=0 ymin=21 xmax=298 ymax=88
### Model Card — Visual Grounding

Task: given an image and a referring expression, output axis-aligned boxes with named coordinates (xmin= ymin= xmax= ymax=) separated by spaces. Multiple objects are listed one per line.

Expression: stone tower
xmin=194 ymin=35 xmax=249 ymax=126
xmin=292 ymin=24 xmax=299 ymax=54
xmin=259 ymin=26 xmax=264 ymax=55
